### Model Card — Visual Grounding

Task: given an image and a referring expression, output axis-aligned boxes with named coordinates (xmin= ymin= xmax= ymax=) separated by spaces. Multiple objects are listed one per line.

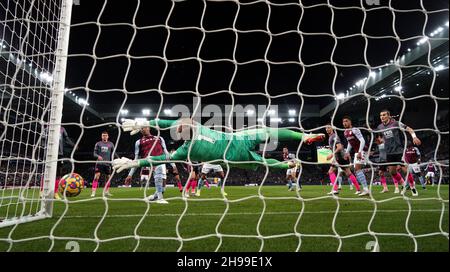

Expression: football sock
xmin=380 ymin=175 xmax=387 ymax=190
xmin=356 ymin=170 xmax=368 ymax=190
xmin=349 ymin=175 xmax=361 ymax=191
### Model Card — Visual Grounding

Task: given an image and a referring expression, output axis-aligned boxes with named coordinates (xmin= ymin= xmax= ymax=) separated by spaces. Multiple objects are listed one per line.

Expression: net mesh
xmin=0 ymin=0 xmax=448 ymax=252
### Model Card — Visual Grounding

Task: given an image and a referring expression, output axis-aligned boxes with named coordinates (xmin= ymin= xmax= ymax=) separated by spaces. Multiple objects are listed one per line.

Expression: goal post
xmin=0 ymin=0 xmax=73 ymax=228
xmin=40 ymin=0 xmax=73 ymax=219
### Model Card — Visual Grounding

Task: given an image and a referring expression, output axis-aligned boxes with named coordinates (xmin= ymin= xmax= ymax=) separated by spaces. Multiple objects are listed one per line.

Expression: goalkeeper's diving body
xmin=113 ymin=118 xmax=325 ymax=179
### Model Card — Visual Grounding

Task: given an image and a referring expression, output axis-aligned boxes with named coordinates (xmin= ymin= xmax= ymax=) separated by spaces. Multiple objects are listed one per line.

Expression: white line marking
xmin=56 ymin=209 xmax=447 ymax=219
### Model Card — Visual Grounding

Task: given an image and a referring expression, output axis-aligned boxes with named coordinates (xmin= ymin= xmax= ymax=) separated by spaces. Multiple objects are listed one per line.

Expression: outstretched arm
xmin=122 ymin=118 xmax=179 ymax=135
xmin=113 ymin=144 xmax=189 ymax=173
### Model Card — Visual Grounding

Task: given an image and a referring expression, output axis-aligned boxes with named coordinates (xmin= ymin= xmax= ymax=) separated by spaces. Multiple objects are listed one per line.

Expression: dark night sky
xmin=53 ymin=0 xmax=448 ymax=156
xmin=0 ymin=0 xmax=448 ymax=165
xmin=64 ymin=0 xmax=448 ymax=107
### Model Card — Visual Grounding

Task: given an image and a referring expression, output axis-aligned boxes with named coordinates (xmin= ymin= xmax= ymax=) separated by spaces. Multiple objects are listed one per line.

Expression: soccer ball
xmin=59 ymin=173 xmax=84 ymax=197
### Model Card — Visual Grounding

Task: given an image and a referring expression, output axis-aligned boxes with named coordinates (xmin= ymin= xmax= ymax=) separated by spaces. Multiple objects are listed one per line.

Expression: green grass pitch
xmin=0 ymin=185 xmax=448 ymax=252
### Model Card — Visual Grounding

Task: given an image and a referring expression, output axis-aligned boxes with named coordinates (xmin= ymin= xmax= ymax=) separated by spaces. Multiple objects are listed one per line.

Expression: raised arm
xmin=113 ymin=143 xmax=189 ymax=173
xmin=149 ymin=119 xmax=178 ymax=129
xmin=121 ymin=118 xmax=179 ymax=136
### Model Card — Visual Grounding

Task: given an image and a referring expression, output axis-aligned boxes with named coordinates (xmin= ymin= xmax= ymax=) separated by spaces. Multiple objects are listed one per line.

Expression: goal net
xmin=0 ymin=0 xmax=448 ymax=252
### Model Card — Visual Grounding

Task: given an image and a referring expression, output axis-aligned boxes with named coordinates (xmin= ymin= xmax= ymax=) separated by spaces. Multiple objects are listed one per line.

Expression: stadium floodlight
xmin=288 ymin=109 xmax=296 ymax=116
xmin=120 ymin=109 xmax=129 ymax=115
xmin=142 ymin=109 xmax=151 ymax=116
xmin=417 ymin=37 xmax=428 ymax=45
xmin=369 ymin=71 xmax=376 ymax=78
xmin=446 ymin=21 xmax=449 ymax=27
xmin=407 ymin=48 xmax=411 ymax=52
xmin=64 ymin=88 xmax=69 ymax=93
xmin=394 ymin=86 xmax=403 ymax=92
xmin=355 ymin=79 xmax=365 ymax=87
xmin=434 ymin=65 xmax=446 ymax=71
xmin=270 ymin=117 xmax=282 ymax=123
xmin=336 ymin=93 xmax=345 ymax=100
xmin=78 ymin=98 xmax=89 ymax=106
xmin=163 ymin=109 xmax=172 ymax=116
xmin=288 ymin=118 xmax=295 ymax=123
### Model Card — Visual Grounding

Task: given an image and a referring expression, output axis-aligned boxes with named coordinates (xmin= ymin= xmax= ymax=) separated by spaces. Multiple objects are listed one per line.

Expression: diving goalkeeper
xmin=113 ymin=118 xmax=325 ymax=173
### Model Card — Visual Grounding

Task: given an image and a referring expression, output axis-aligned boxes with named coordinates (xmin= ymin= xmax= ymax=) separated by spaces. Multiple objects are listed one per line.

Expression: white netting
xmin=0 ymin=0 xmax=64 ymax=227
xmin=0 ymin=0 xmax=448 ymax=252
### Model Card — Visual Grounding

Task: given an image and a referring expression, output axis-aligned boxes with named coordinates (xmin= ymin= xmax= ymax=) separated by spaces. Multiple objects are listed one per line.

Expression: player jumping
xmin=113 ymin=118 xmax=325 ymax=176
xmin=376 ymin=109 xmax=421 ymax=197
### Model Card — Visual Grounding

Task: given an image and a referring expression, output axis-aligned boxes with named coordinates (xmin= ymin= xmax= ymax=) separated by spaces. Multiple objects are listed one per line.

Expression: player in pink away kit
xmin=376 ymin=110 xmax=421 ymax=197
xmin=342 ymin=116 xmax=370 ymax=196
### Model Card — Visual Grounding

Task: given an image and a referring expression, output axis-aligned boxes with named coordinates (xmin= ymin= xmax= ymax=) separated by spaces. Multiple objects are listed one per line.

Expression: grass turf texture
xmin=0 ymin=185 xmax=448 ymax=252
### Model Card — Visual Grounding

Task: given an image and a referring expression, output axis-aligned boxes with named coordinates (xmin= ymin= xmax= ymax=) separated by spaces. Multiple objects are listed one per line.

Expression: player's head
xmin=101 ymin=131 xmax=109 ymax=142
xmin=282 ymin=147 xmax=288 ymax=154
xmin=140 ymin=127 xmax=151 ymax=136
xmin=325 ymin=124 xmax=334 ymax=135
xmin=380 ymin=109 xmax=391 ymax=124
xmin=342 ymin=116 xmax=352 ymax=129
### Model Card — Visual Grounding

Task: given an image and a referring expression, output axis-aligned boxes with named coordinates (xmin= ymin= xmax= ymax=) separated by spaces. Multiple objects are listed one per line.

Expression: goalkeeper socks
xmin=356 ymin=170 xmax=368 ymax=190
xmin=92 ymin=179 xmax=99 ymax=191
xmin=380 ymin=175 xmax=387 ymax=190
xmin=349 ymin=175 xmax=361 ymax=191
